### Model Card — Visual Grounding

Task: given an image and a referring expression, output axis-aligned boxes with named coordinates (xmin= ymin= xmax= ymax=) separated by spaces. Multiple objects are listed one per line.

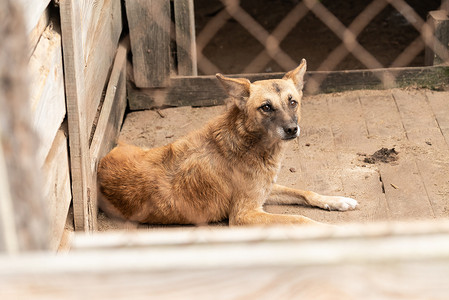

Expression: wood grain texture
xmin=42 ymin=130 xmax=71 ymax=251
xmin=393 ymin=89 xmax=448 ymax=218
xmin=0 ymin=0 xmax=49 ymax=252
xmin=90 ymin=41 xmax=128 ymax=180
xmin=174 ymin=0 xmax=197 ymax=76
xmin=60 ymin=0 xmax=122 ymax=231
xmin=27 ymin=8 xmax=49 ymax=57
xmin=16 ymin=0 xmax=51 ymax=34
xmin=126 ymin=0 xmax=171 ymax=87
xmin=128 ymin=66 xmax=449 ymax=110
xmin=2 ymin=221 xmax=449 ymax=299
xmin=326 ymin=93 xmax=389 ymax=222
xmin=60 ymin=0 xmax=94 ymax=231
xmin=0 ymin=135 xmax=17 ymax=253
xmin=361 ymin=90 xmax=435 ymax=220
xmin=426 ymin=90 xmax=449 ymax=142
xmin=28 ymin=24 xmax=66 ymax=168
xmin=83 ymin=0 xmax=122 ymax=135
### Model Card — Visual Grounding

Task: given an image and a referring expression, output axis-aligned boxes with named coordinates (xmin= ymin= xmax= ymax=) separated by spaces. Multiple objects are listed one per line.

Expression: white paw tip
xmin=337 ymin=197 xmax=358 ymax=211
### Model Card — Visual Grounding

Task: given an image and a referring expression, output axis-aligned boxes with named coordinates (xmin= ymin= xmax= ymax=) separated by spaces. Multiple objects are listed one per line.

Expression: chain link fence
xmin=193 ymin=0 xmax=449 ymax=92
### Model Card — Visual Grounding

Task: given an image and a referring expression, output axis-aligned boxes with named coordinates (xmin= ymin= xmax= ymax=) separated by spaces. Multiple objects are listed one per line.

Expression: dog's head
xmin=216 ymin=59 xmax=307 ymax=141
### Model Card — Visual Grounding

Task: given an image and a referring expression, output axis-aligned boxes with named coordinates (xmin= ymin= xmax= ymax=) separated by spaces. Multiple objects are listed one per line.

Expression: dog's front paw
xmin=322 ymin=196 xmax=358 ymax=211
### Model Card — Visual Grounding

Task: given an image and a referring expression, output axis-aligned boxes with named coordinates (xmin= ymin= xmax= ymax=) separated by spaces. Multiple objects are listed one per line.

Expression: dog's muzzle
xmin=282 ymin=125 xmax=300 ymax=140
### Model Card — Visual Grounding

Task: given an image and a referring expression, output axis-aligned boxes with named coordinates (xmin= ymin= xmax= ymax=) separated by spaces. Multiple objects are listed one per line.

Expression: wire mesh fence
xmin=193 ymin=0 xmax=449 ymax=92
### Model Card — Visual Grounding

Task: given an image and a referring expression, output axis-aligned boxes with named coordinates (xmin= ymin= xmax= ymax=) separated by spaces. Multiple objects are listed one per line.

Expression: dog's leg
xmin=230 ymin=209 xmax=322 ymax=226
xmin=267 ymin=184 xmax=358 ymax=211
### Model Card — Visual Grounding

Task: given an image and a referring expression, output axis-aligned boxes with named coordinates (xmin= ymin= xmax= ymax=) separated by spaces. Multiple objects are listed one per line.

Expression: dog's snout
xmin=284 ymin=125 xmax=298 ymax=136
xmin=281 ymin=125 xmax=299 ymax=140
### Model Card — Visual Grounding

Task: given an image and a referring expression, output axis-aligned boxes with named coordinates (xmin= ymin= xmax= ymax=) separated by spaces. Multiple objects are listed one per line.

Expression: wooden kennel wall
xmin=1 ymin=0 xmax=449 ymax=246
xmin=0 ymin=0 xmax=127 ymax=250
xmin=60 ymin=0 xmax=125 ymax=232
xmin=1 ymin=0 xmax=449 ymax=298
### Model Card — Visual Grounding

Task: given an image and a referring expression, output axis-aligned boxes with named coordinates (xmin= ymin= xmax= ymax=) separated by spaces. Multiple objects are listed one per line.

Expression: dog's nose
xmin=284 ymin=125 xmax=298 ymax=136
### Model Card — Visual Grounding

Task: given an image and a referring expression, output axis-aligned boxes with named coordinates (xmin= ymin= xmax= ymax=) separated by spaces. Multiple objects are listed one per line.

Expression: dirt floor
xmin=194 ymin=0 xmax=441 ymax=74
xmin=97 ymin=88 xmax=449 ymax=230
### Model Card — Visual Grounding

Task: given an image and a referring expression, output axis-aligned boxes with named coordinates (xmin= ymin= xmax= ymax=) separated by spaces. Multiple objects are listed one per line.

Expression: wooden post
xmin=60 ymin=0 xmax=122 ymax=231
xmin=425 ymin=10 xmax=449 ymax=65
xmin=0 ymin=0 xmax=49 ymax=252
xmin=127 ymin=66 xmax=449 ymax=110
xmin=442 ymin=0 xmax=449 ymax=12
xmin=126 ymin=0 xmax=171 ymax=88
xmin=174 ymin=0 xmax=198 ymax=76
xmin=60 ymin=0 xmax=93 ymax=231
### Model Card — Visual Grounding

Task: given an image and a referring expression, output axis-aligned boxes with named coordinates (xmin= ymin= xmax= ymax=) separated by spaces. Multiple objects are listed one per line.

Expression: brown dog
xmin=98 ymin=59 xmax=358 ymax=226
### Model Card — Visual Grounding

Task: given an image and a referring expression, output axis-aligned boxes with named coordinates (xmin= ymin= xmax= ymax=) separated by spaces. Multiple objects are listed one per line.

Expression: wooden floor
xmin=103 ymin=88 xmax=449 ymax=229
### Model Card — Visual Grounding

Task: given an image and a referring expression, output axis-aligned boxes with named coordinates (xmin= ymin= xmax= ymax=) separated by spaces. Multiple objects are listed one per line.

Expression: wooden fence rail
xmin=1 ymin=221 xmax=449 ymax=299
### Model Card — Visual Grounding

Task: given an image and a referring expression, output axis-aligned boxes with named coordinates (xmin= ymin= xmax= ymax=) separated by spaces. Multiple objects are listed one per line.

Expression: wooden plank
xmin=393 ymin=89 xmax=448 ymax=218
xmin=60 ymin=0 xmax=94 ymax=231
xmin=393 ymin=89 xmax=445 ymax=147
xmin=28 ymin=24 xmax=66 ymax=168
xmin=126 ymin=0 xmax=171 ymax=88
xmin=90 ymin=41 xmax=128 ymax=177
xmin=80 ymin=0 xmax=104 ymax=59
xmin=128 ymin=66 xmax=449 ymax=110
xmin=361 ymin=91 xmax=434 ymax=220
xmin=0 ymin=0 xmax=50 ymax=252
xmin=84 ymin=0 xmax=122 ymax=135
xmin=326 ymin=92 xmax=389 ymax=222
xmin=426 ymin=90 xmax=449 ymax=142
xmin=42 ymin=129 xmax=72 ymax=251
xmin=174 ymin=0 xmax=197 ymax=76
xmin=60 ymin=0 xmax=122 ymax=231
xmin=2 ymin=222 xmax=449 ymax=298
xmin=0 ymin=133 xmax=18 ymax=253
xmin=16 ymin=0 xmax=51 ymax=34
xmin=425 ymin=10 xmax=449 ymax=65
xmin=27 ymin=7 xmax=49 ymax=57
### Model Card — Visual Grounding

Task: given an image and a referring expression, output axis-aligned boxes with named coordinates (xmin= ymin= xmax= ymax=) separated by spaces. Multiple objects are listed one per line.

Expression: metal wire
xmin=195 ymin=0 xmax=449 ymax=91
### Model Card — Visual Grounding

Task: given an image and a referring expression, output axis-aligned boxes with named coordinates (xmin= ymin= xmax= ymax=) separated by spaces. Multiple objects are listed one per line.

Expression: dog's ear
xmin=283 ymin=58 xmax=307 ymax=91
xmin=216 ymin=74 xmax=251 ymax=109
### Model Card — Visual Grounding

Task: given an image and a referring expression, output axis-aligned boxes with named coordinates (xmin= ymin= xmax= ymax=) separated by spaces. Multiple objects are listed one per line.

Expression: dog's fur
xmin=98 ymin=59 xmax=358 ymax=226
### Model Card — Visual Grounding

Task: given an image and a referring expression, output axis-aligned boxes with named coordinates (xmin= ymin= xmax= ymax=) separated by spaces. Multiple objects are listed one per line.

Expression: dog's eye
xmin=260 ymin=104 xmax=274 ymax=113
xmin=289 ymin=99 xmax=298 ymax=108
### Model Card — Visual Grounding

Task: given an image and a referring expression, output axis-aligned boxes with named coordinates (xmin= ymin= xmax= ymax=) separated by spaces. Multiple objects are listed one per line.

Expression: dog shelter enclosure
xmin=1 ymin=0 xmax=449 ymax=298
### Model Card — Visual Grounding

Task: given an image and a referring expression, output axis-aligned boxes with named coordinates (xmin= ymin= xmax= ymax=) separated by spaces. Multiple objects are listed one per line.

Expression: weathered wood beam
xmin=1 ymin=221 xmax=449 ymax=298
xmin=61 ymin=0 xmax=122 ymax=231
xmin=60 ymin=0 xmax=93 ymax=231
xmin=425 ymin=10 xmax=449 ymax=65
xmin=128 ymin=66 xmax=449 ymax=110
xmin=0 ymin=0 xmax=49 ymax=252
xmin=90 ymin=41 xmax=128 ymax=185
xmin=126 ymin=0 xmax=171 ymax=88
xmin=174 ymin=0 xmax=198 ymax=76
